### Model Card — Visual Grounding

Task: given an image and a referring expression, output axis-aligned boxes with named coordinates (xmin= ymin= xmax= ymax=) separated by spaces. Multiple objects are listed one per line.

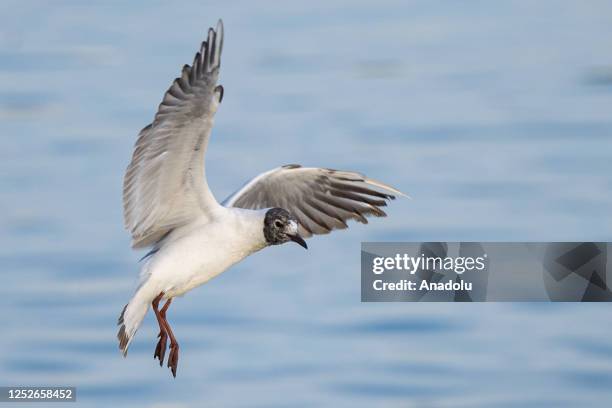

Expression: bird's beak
xmin=288 ymin=234 xmax=308 ymax=249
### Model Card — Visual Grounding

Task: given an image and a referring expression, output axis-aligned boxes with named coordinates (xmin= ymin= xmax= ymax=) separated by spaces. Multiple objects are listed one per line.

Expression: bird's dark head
xmin=263 ymin=208 xmax=307 ymax=249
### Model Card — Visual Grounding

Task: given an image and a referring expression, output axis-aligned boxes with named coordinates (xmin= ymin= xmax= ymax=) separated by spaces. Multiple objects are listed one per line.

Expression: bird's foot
xmin=167 ymin=342 xmax=179 ymax=378
xmin=153 ymin=331 xmax=167 ymax=366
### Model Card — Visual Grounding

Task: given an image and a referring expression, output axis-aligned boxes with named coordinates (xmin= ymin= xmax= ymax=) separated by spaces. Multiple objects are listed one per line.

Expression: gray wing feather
xmin=123 ymin=20 xmax=224 ymax=248
xmin=223 ymin=164 xmax=406 ymax=238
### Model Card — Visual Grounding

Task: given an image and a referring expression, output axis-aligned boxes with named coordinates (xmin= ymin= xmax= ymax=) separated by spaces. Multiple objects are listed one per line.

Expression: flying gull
xmin=117 ymin=20 xmax=406 ymax=377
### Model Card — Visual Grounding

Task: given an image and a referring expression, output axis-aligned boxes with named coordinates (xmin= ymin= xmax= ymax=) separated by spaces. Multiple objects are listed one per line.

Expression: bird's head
xmin=263 ymin=208 xmax=307 ymax=249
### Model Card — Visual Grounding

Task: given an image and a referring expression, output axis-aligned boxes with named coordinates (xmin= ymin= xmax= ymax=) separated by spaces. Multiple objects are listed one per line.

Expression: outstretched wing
xmin=123 ymin=20 xmax=224 ymax=248
xmin=223 ymin=165 xmax=406 ymax=238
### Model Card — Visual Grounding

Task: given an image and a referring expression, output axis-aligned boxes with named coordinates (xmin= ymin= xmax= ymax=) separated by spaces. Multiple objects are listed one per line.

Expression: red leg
xmin=152 ymin=293 xmax=168 ymax=366
xmin=158 ymin=300 xmax=179 ymax=378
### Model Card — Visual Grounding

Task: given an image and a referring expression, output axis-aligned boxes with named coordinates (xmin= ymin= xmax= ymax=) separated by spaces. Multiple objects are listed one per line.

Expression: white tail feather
xmin=117 ymin=277 xmax=156 ymax=356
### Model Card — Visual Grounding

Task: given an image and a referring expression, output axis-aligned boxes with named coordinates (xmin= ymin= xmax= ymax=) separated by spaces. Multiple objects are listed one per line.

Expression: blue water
xmin=2 ymin=1 xmax=612 ymax=406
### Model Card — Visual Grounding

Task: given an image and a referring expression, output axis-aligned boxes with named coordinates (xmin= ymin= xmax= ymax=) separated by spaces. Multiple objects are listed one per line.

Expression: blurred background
xmin=1 ymin=0 xmax=612 ymax=406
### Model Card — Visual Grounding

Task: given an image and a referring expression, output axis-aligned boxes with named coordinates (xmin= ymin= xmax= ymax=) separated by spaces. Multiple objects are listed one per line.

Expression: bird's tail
xmin=117 ymin=282 xmax=154 ymax=356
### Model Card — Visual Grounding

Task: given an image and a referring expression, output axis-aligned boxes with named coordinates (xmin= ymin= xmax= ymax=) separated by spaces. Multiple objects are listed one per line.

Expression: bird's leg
xmin=152 ymin=292 xmax=168 ymax=366
xmin=158 ymin=300 xmax=179 ymax=378
xmin=155 ymin=298 xmax=172 ymax=364
xmin=160 ymin=297 xmax=172 ymax=320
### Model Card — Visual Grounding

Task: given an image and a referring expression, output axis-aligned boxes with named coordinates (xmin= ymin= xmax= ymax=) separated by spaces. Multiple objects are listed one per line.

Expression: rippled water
xmin=2 ymin=1 xmax=612 ymax=406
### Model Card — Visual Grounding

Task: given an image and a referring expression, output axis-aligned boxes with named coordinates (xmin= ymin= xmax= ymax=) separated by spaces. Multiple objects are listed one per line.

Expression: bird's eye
xmin=274 ymin=220 xmax=283 ymax=228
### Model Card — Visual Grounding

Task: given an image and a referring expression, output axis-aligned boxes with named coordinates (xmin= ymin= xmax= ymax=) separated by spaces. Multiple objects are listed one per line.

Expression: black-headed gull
xmin=117 ymin=20 xmax=405 ymax=377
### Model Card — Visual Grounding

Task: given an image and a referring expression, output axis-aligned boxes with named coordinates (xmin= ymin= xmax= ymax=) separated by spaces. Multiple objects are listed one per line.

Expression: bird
xmin=117 ymin=19 xmax=406 ymax=377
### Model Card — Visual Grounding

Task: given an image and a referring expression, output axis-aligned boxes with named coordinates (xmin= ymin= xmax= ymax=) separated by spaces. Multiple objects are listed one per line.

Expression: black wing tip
xmin=208 ymin=19 xmax=224 ymax=69
xmin=215 ymin=85 xmax=224 ymax=102
xmin=282 ymin=164 xmax=302 ymax=170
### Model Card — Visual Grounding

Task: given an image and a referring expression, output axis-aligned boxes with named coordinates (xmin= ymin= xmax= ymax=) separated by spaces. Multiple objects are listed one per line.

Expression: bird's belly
xmin=148 ymin=229 xmax=261 ymax=298
xmin=167 ymin=263 xmax=227 ymax=298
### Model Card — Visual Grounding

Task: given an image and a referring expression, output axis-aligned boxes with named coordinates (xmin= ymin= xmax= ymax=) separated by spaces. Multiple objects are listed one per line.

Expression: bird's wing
xmin=222 ymin=165 xmax=406 ymax=238
xmin=123 ymin=20 xmax=224 ymax=248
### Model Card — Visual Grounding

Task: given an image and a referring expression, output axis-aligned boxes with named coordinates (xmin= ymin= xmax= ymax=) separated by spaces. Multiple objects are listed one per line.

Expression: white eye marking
xmin=287 ymin=220 xmax=298 ymax=235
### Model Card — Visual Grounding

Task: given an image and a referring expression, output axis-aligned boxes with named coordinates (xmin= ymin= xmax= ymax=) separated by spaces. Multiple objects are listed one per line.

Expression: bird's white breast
xmin=143 ymin=207 xmax=267 ymax=298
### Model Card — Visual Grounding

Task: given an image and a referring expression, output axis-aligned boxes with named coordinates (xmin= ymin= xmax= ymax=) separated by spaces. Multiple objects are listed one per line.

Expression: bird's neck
xmin=224 ymin=207 xmax=269 ymax=253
